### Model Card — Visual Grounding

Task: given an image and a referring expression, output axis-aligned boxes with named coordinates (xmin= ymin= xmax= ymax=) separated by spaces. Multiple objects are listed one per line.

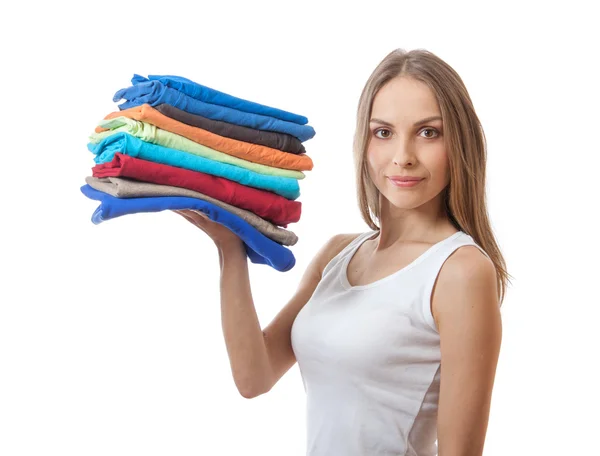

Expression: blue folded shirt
xmin=80 ymin=184 xmax=296 ymax=272
xmin=131 ymin=74 xmax=308 ymax=125
xmin=87 ymin=132 xmax=300 ymax=200
xmin=113 ymin=81 xmax=315 ymax=142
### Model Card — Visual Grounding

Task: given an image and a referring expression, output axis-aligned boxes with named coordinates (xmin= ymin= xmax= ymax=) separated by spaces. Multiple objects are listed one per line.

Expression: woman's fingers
xmin=190 ymin=210 xmax=210 ymax=221
xmin=172 ymin=209 xmax=239 ymax=246
xmin=183 ymin=210 xmax=210 ymax=225
xmin=173 ymin=209 xmax=213 ymax=234
xmin=173 ymin=209 xmax=200 ymax=225
xmin=173 ymin=209 xmax=191 ymax=220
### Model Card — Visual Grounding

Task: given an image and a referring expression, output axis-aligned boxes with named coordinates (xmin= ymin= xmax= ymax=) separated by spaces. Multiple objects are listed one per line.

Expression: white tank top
xmin=290 ymin=229 xmax=490 ymax=456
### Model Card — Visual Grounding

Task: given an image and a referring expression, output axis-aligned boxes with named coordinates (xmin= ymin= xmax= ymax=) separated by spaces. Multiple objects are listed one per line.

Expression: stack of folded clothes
xmin=81 ymin=74 xmax=315 ymax=272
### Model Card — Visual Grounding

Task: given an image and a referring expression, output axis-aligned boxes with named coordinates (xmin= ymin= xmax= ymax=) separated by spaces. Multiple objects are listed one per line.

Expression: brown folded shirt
xmin=85 ymin=176 xmax=298 ymax=246
xmin=154 ymin=103 xmax=307 ymax=155
xmin=95 ymin=104 xmax=313 ymax=172
xmin=155 ymin=103 xmax=306 ymax=154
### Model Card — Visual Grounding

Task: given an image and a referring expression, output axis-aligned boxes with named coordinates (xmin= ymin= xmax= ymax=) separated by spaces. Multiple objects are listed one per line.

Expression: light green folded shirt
xmin=89 ymin=117 xmax=305 ymax=180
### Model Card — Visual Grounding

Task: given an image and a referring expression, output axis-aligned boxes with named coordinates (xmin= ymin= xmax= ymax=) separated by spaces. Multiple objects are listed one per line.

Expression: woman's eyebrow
xmin=370 ymin=116 xmax=443 ymax=127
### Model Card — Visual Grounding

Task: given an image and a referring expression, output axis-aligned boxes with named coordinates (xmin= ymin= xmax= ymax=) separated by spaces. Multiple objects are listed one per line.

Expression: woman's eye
xmin=374 ymin=128 xmax=392 ymax=139
xmin=374 ymin=128 xmax=439 ymax=139
xmin=420 ymin=128 xmax=439 ymax=138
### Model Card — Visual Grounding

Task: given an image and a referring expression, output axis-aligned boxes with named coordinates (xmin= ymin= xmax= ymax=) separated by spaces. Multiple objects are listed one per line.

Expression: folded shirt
xmin=89 ymin=116 xmax=305 ymax=180
xmin=87 ymin=132 xmax=300 ymax=200
xmin=80 ymin=184 xmax=296 ymax=272
xmin=130 ymin=74 xmax=308 ymax=125
xmin=113 ymin=80 xmax=316 ymax=142
xmin=92 ymin=153 xmax=300 ymax=227
xmin=85 ymin=176 xmax=298 ymax=246
xmin=90 ymin=116 xmax=305 ymax=180
xmin=94 ymin=104 xmax=313 ymax=172
xmin=154 ymin=104 xmax=307 ymax=155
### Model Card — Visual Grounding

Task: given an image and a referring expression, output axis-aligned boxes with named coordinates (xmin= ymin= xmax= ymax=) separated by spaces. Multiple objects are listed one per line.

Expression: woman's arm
xmin=219 ymin=231 xmax=360 ymax=399
xmin=433 ymin=246 xmax=502 ymax=456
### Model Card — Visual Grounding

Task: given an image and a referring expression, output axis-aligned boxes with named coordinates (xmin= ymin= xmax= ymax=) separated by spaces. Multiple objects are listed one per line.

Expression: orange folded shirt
xmin=95 ymin=103 xmax=314 ymax=172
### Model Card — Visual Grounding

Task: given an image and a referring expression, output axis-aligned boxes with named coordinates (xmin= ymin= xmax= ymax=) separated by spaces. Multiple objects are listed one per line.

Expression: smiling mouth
xmin=387 ymin=177 xmax=424 ymax=187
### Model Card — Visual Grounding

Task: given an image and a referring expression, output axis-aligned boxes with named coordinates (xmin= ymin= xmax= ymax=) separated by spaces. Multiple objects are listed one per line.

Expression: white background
xmin=1 ymin=1 xmax=598 ymax=455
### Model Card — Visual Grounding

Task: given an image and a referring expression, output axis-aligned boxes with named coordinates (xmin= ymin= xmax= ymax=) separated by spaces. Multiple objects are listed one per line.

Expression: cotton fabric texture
xmin=87 ymin=133 xmax=300 ymax=200
xmin=85 ymin=176 xmax=298 ymax=246
xmin=91 ymin=153 xmax=300 ymax=227
xmin=291 ymin=230 xmax=491 ymax=455
xmin=113 ymin=79 xmax=316 ymax=142
xmin=130 ymin=74 xmax=308 ymax=124
xmin=153 ymin=103 xmax=307 ymax=155
xmin=80 ymin=184 xmax=296 ymax=272
xmin=89 ymin=117 xmax=306 ymax=179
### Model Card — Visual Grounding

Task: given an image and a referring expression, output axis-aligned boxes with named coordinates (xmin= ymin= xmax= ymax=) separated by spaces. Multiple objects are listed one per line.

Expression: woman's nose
xmin=392 ymin=142 xmax=416 ymax=166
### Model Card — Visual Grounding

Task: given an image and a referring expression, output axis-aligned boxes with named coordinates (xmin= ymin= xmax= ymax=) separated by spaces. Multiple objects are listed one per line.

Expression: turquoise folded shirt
xmin=87 ymin=133 xmax=300 ymax=200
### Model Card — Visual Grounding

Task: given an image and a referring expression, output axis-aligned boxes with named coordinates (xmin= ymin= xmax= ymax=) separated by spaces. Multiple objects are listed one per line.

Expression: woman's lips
xmin=388 ymin=177 xmax=424 ymax=187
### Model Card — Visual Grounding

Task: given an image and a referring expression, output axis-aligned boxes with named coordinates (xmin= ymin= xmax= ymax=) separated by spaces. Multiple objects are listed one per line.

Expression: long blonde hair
xmin=353 ymin=48 xmax=512 ymax=306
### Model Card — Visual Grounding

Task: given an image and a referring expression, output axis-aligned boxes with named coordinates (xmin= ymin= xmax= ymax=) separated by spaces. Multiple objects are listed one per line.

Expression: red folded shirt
xmin=92 ymin=153 xmax=301 ymax=227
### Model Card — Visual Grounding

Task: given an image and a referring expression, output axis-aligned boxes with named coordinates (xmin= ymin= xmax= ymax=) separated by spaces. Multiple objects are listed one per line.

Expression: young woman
xmin=174 ymin=48 xmax=510 ymax=456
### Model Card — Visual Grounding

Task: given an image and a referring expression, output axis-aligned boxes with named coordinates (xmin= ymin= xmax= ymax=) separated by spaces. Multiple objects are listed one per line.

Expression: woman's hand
xmin=172 ymin=209 xmax=244 ymax=250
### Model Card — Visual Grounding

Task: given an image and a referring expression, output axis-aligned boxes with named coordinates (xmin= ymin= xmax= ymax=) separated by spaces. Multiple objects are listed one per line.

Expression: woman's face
xmin=367 ymin=76 xmax=450 ymax=212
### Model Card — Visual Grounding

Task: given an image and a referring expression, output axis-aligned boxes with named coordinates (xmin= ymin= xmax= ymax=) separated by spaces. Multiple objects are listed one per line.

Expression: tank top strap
xmin=322 ymin=230 xmax=377 ymax=279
